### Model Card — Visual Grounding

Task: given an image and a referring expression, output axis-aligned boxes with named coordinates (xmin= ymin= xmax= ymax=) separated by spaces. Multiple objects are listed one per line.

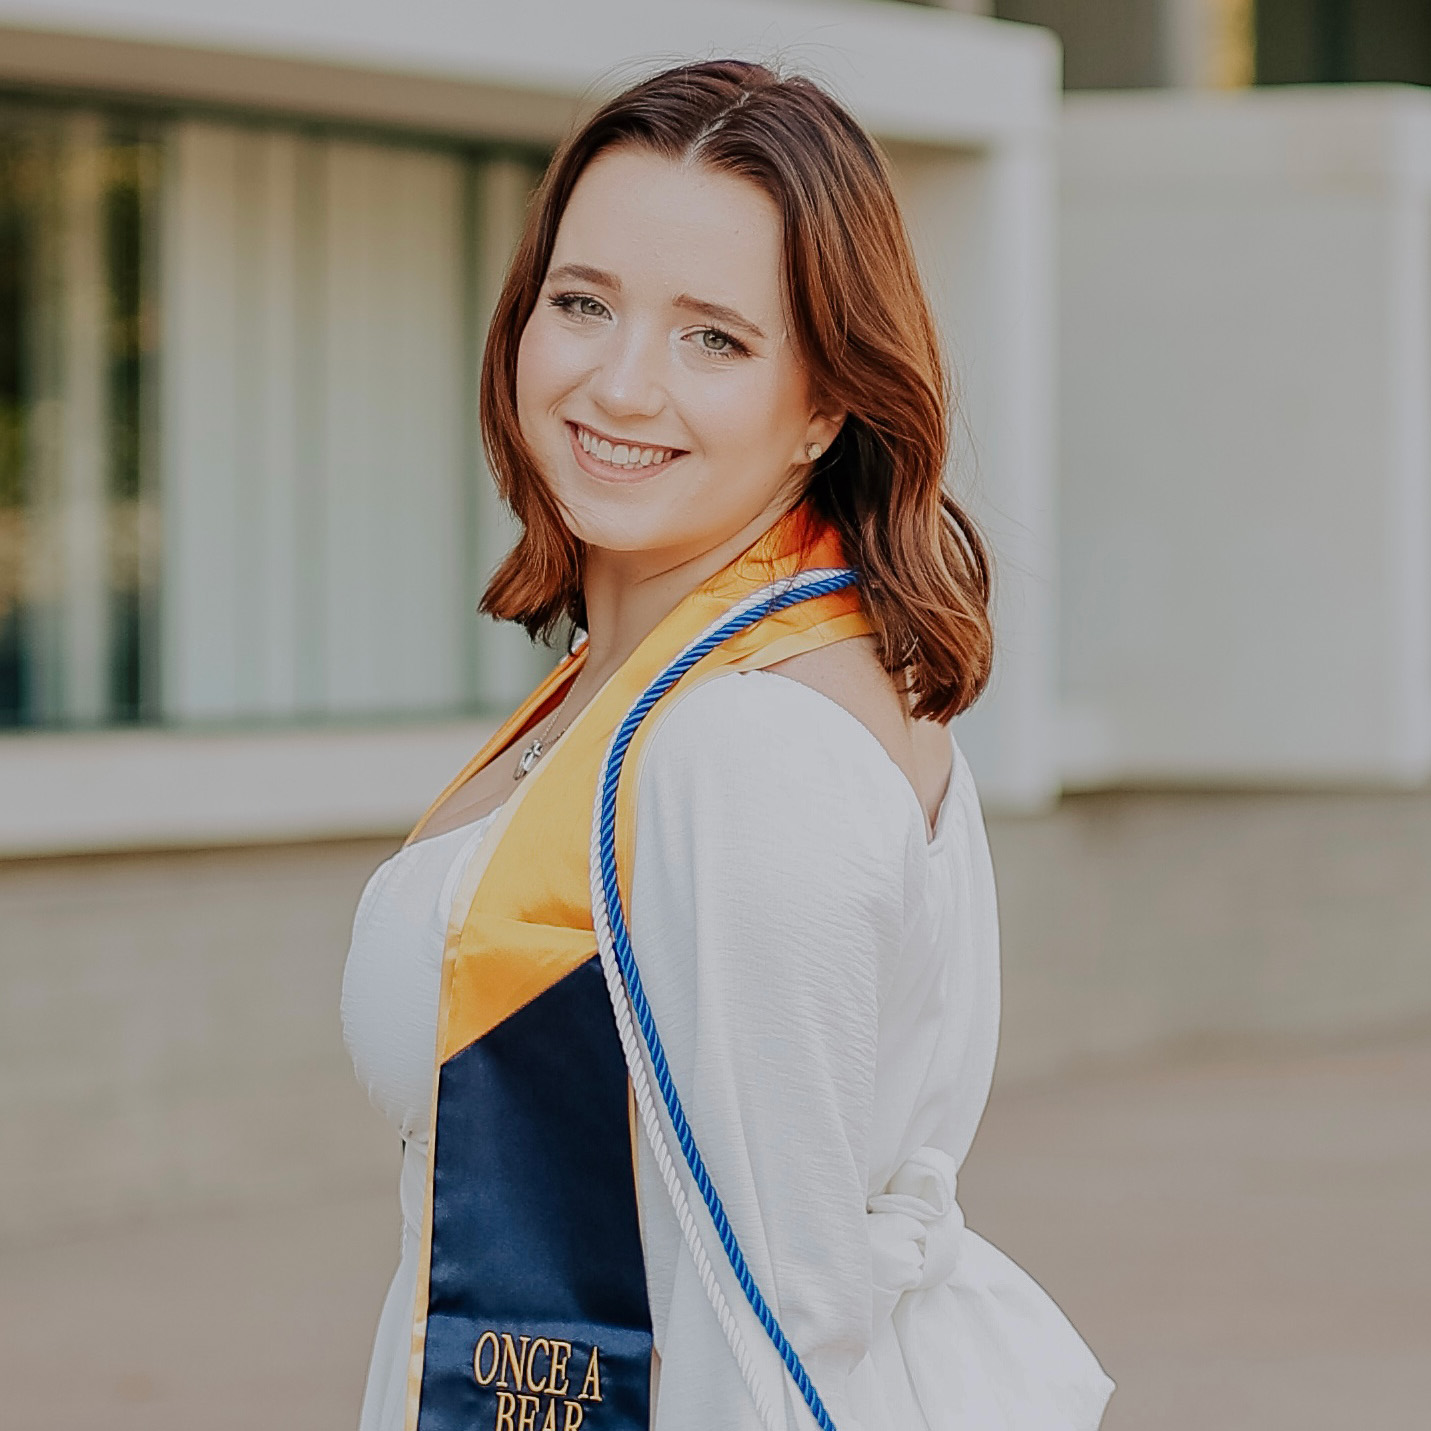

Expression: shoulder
xmin=764 ymin=635 xmax=909 ymax=769
xmin=768 ymin=636 xmax=952 ymax=837
xmin=634 ymin=668 xmax=927 ymax=862
xmin=630 ymin=671 xmax=921 ymax=991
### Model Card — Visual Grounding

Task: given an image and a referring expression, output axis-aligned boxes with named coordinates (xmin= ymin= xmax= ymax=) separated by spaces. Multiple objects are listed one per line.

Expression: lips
xmin=570 ymin=422 xmax=685 ymax=473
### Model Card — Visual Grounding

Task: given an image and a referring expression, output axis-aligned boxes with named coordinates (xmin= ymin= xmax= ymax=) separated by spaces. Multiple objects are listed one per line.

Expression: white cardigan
xmin=342 ymin=670 xmax=1113 ymax=1431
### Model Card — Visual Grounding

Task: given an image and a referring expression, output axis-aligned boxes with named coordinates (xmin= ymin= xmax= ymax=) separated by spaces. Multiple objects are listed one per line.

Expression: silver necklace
xmin=513 ymin=682 xmax=577 ymax=781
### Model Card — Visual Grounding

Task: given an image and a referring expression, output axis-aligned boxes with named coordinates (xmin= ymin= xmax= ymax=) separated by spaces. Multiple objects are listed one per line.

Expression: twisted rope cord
xmin=589 ymin=834 xmax=783 ymax=1431
xmin=588 ymin=568 xmax=858 ymax=1431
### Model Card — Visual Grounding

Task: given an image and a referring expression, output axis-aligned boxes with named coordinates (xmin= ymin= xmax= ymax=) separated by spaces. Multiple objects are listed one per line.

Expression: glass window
xmin=0 ymin=104 xmax=160 ymax=728
xmin=0 ymin=98 xmax=551 ymax=733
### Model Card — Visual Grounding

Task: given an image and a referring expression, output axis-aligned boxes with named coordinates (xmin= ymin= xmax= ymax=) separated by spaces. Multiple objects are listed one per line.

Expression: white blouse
xmin=341 ymin=811 xmax=501 ymax=1431
xmin=342 ymin=670 xmax=1113 ymax=1431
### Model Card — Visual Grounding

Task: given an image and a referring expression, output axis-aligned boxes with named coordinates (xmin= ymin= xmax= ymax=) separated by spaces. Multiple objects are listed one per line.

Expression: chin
xmin=551 ymin=483 xmax=683 ymax=553
xmin=567 ymin=511 xmax=688 ymax=558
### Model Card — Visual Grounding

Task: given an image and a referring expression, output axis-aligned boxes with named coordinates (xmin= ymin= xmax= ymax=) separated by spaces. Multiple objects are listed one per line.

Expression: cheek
xmin=515 ymin=316 xmax=576 ymax=426
xmin=690 ymin=364 xmax=807 ymax=468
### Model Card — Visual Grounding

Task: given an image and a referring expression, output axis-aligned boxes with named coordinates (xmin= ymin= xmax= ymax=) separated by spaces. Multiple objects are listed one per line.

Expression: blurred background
xmin=1 ymin=1 xmax=1428 ymax=1427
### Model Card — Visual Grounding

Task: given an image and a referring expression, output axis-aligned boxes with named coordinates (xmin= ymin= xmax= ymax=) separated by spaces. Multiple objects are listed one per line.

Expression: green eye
xmin=697 ymin=328 xmax=746 ymax=355
xmin=547 ymin=292 xmax=609 ymax=321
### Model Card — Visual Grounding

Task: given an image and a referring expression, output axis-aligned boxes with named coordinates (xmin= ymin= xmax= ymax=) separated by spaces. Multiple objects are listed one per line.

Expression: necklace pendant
xmin=514 ymin=738 xmax=544 ymax=781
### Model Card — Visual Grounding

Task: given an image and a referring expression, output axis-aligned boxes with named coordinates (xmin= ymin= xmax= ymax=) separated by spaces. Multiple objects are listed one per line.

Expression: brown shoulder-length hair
xmin=480 ymin=59 xmax=992 ymax=722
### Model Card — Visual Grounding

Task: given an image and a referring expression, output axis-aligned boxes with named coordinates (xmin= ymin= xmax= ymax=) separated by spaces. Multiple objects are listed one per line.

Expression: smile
xmin=569 ymin=422 xmax=685 ymax=473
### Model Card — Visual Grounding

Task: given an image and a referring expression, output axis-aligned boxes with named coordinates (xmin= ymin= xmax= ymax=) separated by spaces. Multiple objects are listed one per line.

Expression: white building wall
xmin=893 ymin=135 xmax=1060 ymax=808
xmin=1060 ymin=87 xmax=1431 ymax=787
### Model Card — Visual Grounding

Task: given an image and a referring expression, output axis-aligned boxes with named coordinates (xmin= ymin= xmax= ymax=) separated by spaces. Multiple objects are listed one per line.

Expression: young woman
xmin=343 ymin=60 xmax=1113 ymax=1431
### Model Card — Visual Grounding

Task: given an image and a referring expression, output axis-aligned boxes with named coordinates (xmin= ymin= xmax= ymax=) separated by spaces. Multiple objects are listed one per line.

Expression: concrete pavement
xmin=5 ymin=1032 xmax=1428 ymax=1430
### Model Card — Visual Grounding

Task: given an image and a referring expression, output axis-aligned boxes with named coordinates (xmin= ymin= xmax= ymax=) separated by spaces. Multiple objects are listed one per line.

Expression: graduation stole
xmin=402 ymin=506 xmax=870 ymax=1431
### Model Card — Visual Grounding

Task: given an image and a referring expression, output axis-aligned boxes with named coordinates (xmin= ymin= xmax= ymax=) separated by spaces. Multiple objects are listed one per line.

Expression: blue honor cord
xmin=594 ymin=568 xmax=859 ymax=1431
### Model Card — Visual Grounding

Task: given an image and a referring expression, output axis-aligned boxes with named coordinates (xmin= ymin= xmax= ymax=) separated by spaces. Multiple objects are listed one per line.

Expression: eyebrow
xmin=544 ymin=263 xmax=767 ymax=343
xmin=546 ymin=262 xmax=620 ymax=289
xmin=672 ymin=294 xmax=767 ymax=342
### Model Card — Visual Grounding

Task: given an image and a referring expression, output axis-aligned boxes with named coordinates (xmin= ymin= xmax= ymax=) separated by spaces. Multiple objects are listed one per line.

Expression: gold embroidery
xmin=474 ymin=1330 xmax=501 ymax=1385
xmin=526 ymin=1338 xmax=552 ymax=1394
xmin=578 ymin=1346 xmax=602 ymax=1403
xmin=548 ymin=1339 xmax=572 ymax=1396
xmin=498 ymin=1334 xmax=531 ymax=1390
xmin=474 ymin=1334 xmax=603 ymax=1429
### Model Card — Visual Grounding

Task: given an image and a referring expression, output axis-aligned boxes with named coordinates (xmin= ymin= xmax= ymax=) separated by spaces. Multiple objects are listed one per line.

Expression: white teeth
xmin=576 ymin=426 xmax=676 ymax=468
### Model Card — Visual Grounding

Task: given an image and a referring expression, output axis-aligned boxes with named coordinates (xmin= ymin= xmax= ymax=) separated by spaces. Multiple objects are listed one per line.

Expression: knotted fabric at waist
xmin=860 ymin=1145 xmax=1116 ymax=1427
xmin=867 ymin=1146 xmax=966 ymax=1320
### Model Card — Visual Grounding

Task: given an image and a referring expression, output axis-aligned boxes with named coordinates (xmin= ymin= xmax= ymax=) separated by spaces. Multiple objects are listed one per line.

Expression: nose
xmin=586 ymin=319 xmax=666 ymax=420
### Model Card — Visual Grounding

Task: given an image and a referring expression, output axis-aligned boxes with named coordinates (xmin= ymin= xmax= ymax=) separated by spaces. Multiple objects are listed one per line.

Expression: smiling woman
xmin=513 ymin=148 xmax=835 ymax=572
xmin=341 ymin=58 xmax=1113 ymax=1431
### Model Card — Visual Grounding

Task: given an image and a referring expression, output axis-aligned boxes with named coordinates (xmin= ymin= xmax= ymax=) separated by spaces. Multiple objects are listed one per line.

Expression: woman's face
xmin=516 ymin=146 xmax=842 ymax=569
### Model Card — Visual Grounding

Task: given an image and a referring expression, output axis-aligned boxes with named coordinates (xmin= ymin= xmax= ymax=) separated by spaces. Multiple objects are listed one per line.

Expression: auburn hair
xmin=479 ymin=59 xmax=993 ymax=721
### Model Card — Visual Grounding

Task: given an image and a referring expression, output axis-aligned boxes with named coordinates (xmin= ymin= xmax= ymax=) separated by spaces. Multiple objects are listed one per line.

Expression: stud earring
xmin=804 ymin=442 xmax=823 ymax=461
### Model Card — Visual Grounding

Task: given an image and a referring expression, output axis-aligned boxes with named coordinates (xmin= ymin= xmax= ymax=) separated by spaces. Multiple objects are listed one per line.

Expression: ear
xmin=795 ymin=408 xmax=847 ymax=466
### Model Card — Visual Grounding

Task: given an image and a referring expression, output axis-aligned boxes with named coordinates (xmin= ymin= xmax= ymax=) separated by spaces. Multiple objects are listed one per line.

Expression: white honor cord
xmin=587 ymin=570 xmax=856 ymax=1431
xmin=589 ymin=814 xmax=784 ymax=1431
xmin=585 ymin=579 xmax=847 ymax=1431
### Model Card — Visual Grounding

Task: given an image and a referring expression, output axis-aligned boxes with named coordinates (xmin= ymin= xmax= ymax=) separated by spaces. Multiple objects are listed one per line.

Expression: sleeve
xmin=627 ymin=669 xmax=923 ymax=1431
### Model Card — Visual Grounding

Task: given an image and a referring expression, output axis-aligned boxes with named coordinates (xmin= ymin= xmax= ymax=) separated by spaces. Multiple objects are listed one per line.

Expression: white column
xmin=161 ymin=123 xmax=314 ymax=722
xmin=160 ymin=120 xmax=243 ymax=722
xmin=1383 ymin=153 xmax=1431 ymax=774
xmin=891 ymin=130 xmax=1061 ymax=810
xmin=1163 ymin=0 xmax=1256 ymax=90
xmin=238 ymin=129 xmax=304 ymax=717
xmin=318 ymin=139 xmax=467 ymax=717
xmin=382 ymin=143 xmax=467 ymax=713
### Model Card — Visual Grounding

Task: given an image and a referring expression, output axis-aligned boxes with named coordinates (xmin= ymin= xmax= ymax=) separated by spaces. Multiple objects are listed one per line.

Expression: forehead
xmin=550 ymin=147 xmax=785 ymax=315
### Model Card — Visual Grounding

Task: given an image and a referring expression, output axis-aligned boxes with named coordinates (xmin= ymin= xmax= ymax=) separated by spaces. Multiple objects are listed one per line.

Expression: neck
xmin=576 ymin=496 xmax=799 ymax=691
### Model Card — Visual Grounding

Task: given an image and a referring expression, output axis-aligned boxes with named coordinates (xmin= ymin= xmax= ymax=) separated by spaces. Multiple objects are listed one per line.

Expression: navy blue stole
xmin=417 ymin=955 xmax=651 ymax=1431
